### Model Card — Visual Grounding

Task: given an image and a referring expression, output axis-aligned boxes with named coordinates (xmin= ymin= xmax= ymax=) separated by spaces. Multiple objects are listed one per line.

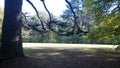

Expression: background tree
xmin=84 ymin=0 xmax=120 ymax=44
xmin=21 ymin=0 xmax=89 ymax=43
xmin=60 ymin=0 xmax=90 ymax=43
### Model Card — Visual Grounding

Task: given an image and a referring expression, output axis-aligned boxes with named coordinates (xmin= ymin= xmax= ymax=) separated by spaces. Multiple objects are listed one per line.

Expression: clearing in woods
xmin=0 ymin=43 xmax=120 ymax=68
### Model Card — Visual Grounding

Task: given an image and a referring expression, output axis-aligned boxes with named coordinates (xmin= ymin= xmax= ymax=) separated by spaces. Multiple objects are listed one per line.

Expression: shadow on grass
xmin=0 ymin=48 xmax=120 ymax=68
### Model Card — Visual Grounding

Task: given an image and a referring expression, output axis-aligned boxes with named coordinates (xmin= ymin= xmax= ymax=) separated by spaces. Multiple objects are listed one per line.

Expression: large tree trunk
xmin=0 ymin=0 xmax=24 ymax=60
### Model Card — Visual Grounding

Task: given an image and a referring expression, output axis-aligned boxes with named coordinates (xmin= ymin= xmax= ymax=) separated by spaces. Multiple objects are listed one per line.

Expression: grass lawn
xmin=0 ymin=43 xmax=120 ymax=68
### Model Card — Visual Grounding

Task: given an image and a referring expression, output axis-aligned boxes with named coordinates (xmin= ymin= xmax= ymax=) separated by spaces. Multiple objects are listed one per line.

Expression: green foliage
xmin=22 ymin=11 xmax=58 ymax=43
xmin=22 ymin=0 xmax=90 ymax=43
xmin=84 ymin=0 xmax=120 ymax=44
xmin=22 ymin=0 xmax=120 ymax=44
xmin=61 ymin=0 xmax=83 ymax=23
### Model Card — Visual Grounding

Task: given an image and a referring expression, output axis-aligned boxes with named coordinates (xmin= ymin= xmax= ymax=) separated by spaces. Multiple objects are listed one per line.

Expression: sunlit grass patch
xmin=23 ymin=43 xmax=120 ymax=59
xmin=23 ymin=43 xmax=120 ymax=51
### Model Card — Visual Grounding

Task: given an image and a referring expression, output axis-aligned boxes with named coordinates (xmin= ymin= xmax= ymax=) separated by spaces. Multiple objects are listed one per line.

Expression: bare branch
xmin=26 ymin=0 xmax=46 ymax=31
xmin=22 ymin=12 xmax=27 ymax=23
xmin=65 ymin=0 xmax=88 ymax=34
xmin=65 ymin=0 xmax=76 ymax=24
xmin=22 ymin=12 xmax=45 ymax=35
xmin=24 ymin=0 xmax=88 ymax=36
xmin=41 ymin=0 xmax=52 ymax=21
xmin=65 ymin=0 xmax=78 ymax=31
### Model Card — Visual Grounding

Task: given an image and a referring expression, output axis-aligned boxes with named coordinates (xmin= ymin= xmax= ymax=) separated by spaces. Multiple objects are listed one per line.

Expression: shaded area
xmin=0 ymin=48 xmax=120 ymax=68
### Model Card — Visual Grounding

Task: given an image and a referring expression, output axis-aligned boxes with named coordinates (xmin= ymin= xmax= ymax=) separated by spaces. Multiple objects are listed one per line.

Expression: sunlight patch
xmin=48 ymin=52 xmax=61 ymax=56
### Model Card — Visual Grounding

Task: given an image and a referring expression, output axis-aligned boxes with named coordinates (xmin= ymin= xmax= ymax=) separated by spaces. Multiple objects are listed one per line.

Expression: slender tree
xmin=0 ymin=0 xmax=24 ymax=60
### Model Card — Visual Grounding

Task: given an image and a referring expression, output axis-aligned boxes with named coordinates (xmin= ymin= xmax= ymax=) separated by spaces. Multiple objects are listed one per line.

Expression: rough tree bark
xmin=0 ymin=0 xmax=24 ymax=60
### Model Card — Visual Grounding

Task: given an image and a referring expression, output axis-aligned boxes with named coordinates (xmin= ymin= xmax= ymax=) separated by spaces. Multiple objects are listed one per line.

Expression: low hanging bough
xmin=24 ymin=0 xmax=89 ymax=36
xmin=26 ymin=0 xmax=46 ymax=31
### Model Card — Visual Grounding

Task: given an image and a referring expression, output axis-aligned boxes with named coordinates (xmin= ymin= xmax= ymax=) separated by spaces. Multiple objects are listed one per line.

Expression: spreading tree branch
xmin=66 ymin=0 xmax=89 ymax=34
xmin=22 ymin=13 xmax=45 ymax=35
xmin=41 ymin=0 xmax=52 ymax=21
xmin=26 ymin=0 xmax=46 ymax=31
xmin=65 ymin=0 xmax=76 ymax=24
xmin=24 ymin=0 xmax=88 ymax=36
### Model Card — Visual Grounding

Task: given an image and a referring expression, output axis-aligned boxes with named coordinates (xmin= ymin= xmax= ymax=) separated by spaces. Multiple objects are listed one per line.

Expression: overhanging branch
xmin=22 ymin=12 xmax=45 ymax=35
xmin=24 ymin=0 xmax=88 ymax=36
xmin=26 ymin=0 xmax=46 ymax=31
xmin=41 ymin=0 xmax=52 ymax=21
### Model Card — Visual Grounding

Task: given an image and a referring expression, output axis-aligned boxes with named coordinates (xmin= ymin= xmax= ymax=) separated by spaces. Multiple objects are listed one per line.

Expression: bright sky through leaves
xmin=0 ymin=0 xmax=67 ymax=16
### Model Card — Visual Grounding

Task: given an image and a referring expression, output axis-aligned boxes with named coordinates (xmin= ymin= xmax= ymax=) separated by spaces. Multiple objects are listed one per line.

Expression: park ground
xmin=0 ymin=43 xmax=120 ymax=68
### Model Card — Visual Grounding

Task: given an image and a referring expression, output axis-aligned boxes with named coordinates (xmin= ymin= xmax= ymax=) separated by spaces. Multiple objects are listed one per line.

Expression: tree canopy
xmin=84 ymin=0 xmax=120 ymax=44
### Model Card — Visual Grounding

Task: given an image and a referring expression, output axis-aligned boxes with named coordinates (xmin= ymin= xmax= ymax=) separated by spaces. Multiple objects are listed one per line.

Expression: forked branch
xmin=25 ymin=0 xmax=88 ymax=36
xmin=26 ymin=0 xmax=46 ymax=31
